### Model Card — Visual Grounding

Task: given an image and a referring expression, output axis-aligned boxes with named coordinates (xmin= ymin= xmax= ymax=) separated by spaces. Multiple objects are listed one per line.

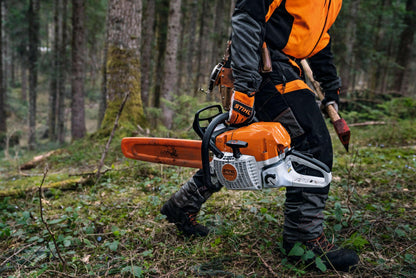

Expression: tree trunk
xmin=393 ymin=0 xmax=416 ymax=95
xmin=101 ymin=0 xmax=146 ymax=133
xmin=21 ymin=65 xmax=27 ymax=102
xmin=152 ymin=0 xmax=169 ymax=109
xmin=48 ymin=0 xmax=59 ymax=141
xmin=339 ymin=0 xmax=359 ymax=95
xmin=140 ymin=0 xmax=155 ymax=107
xmin=56 ymin=0 xmax=68 ymax=144
xmin=193 ymin=0 xmax=207 ymax=96
xmin=71 ymin=0 xmax=86 ymax=140
xmin=177 ymin=0 xmax=188 ymax=94
xmin=161 ymin=0 xmax=182 ymax=129
xmin=98 ymin=1 xmax=110 ymax=129
xmin=227 ymin=0 xmax=236 ymax=35
xmin=2 ymin=1 xmax=7 ymax=91
xmin=186 ymin=0 xmax=198 ymax=86
xmin=210 ymin=0 xmax=225 ymax=67
xmin=28 ymin=0 xmax=40 ymax=150
xmin=57 ymin=0 xmax=68 ymax=144
xmin=0 ymin=0 xmax=5 ymax=135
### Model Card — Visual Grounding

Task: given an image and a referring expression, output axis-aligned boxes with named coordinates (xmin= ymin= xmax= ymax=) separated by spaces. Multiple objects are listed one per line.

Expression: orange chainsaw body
xmin=121 ymin=122 xmax=291 ymax=168
xmin=216 ymin=122 xmax=291 ymax=161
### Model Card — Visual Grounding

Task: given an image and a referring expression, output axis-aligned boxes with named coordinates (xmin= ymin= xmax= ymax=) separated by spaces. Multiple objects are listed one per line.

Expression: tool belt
xmin=211 ymin=41 xmax=272 ymax=111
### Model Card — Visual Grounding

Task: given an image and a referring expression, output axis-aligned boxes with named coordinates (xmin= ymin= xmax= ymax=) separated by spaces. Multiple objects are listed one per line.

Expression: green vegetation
xmin=0 ymin=99 xmax=415 ymax=277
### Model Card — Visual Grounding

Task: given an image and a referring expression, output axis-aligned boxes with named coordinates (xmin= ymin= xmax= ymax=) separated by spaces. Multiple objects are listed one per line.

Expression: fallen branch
xmin=20 ymin=150 xmax=57 ymax=170
xmin=349 ymin=121 xmax=386 ymax=127
xmin=96 ymin=92 xmax=130 ymax=183
xmin=0 ymin=176 xmax=90 ymax=198
xmin=38 ymin=165 xmax=67 ymax=272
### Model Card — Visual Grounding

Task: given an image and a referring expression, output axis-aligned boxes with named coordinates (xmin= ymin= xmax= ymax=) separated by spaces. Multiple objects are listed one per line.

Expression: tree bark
xmin=161 ymin=0 xmax=182 ymax=129
xmin=210 ymin=0 xmax=225 ymax=67
xmin=339 ymin=0 xmax=359 ymax=95
xmin=152 ymin=0 xmax=169 ymax=108
xmin=98 ymin=1 xmax=109 ymax=129
xmin=186 ymin=0 xmax=198 ymax=84
xmin=101 ymin=0 xmax=146 ymax=133
xmin=48 ymin=0 xmax=59 ymax=141
xmin=21 ymin=65 xmax=27 ymax=102
xmin=71 ymin=0 xmax=86 ymax=140
xmin=140 ymin=0 xmax=155 ymax=107
xmin=57 ymin=0 xmax=68 ymax=144
xmin=193 ymin=0 xmax=207 ymax=96
xmin=28 ymin=0 xmax=40 ymax=150
xmin=393 ymin=0 xmax=416 ymax=95
xmin=177 ymin=0 xmax=189 ymax=94
xmin=0 ymin=0 xmax=5 ymax=135
xmin=2 ymin=1 xmax=8 ymax=90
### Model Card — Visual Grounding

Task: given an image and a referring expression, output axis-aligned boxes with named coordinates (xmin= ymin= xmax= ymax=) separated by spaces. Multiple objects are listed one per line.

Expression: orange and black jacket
xmin=231 ymin=0 xmax=342 ymax=95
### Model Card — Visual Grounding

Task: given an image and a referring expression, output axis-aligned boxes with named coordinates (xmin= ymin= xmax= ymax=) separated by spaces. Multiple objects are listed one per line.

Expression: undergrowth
xmin=0 ymin=106 xmax=415 ymax=277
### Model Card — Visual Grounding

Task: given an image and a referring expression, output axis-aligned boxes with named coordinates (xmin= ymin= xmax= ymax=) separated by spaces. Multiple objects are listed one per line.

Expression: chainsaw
xmin=121 ymin=105 xmax=331 ymax=191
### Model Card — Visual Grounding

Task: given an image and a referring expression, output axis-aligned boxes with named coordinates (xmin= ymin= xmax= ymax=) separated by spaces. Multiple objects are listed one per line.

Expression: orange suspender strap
xmin=265 ymin=1 xmax=304 ymax=90
xmin=275 ymin=80 xmax=312 ymax=95
xmin=265 ymin=0 xmax=283 ymax=22
xmin=288 ymin=58 xmax=302 ymax=76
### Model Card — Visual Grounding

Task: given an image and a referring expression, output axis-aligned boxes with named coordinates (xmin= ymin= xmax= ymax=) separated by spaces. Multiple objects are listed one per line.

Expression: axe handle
xmin=300 ymin=59 xmax=340 ymax=123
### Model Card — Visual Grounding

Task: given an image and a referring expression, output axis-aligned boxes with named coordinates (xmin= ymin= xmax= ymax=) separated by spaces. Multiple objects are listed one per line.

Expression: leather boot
xmin=160 ymin=169 xmax=221 ymax=237
xmin=283 ymin=233 xmax=359 ymax=272
xmin=160 ymin=197 xmax=209 ymax=237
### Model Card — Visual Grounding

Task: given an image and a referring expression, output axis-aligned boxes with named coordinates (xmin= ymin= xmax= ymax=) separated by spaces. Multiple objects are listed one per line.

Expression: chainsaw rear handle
xmin=284 ymin=149 xmax=332 ymax=187
xmin=287 ymin=149 xmax=331 ymax=174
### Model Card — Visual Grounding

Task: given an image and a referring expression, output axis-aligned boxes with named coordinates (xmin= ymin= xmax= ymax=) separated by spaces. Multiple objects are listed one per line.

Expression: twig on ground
xmin=0 ymin=243 xmax=36 ymax=267
xmin=95 ymin=92 xmax=130 ymax=183
xmin=39 ymin=165 xmax=67 ymax=272
xmin=390 ymin=242 xmax=416 ymax=260
xmin=254 ymin=250 xmax=278 ymax=277
xmin=346 ymin=148 xmax=359 ymax=224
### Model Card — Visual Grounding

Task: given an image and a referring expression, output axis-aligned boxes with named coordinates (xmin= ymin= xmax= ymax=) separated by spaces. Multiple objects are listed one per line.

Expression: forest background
xmin=0 ymin=0 xmax=416 ymax=277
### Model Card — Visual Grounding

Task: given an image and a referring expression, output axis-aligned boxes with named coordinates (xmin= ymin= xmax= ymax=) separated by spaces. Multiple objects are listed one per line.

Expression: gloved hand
xmin=320 ymin=89 xmax=340 ymax=114
xmin=228 ymin=90 xmax=255 ymax=125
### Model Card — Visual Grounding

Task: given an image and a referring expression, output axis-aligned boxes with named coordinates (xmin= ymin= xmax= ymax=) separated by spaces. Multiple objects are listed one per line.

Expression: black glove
xmin=321 ymin=89 xmax=340 ymax=113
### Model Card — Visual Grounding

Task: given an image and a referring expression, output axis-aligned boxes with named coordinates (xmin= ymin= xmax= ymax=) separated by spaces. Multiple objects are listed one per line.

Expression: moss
xmin=0 ymin=174 xmax=90 ymax=198
xmin=100 ymin=46 xmax=147 ymax=136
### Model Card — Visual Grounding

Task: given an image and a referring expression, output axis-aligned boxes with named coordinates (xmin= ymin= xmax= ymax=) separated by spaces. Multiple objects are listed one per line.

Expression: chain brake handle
xmin=192 ymin=105 xmax=223 ymax=139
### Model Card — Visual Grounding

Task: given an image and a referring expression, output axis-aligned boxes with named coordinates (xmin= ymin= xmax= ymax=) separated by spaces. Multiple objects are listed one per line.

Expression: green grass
xmin=0 ymin=118 xmax=415 ymax=277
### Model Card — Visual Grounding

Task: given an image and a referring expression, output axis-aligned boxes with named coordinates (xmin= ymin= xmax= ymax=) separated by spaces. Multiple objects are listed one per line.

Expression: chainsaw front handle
xmin=201 ymin=113 xmax=229 ymax=191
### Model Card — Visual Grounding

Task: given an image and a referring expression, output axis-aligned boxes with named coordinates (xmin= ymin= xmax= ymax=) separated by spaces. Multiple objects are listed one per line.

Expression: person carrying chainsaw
xmin=160 ymin=0 xmax=359 ymax=272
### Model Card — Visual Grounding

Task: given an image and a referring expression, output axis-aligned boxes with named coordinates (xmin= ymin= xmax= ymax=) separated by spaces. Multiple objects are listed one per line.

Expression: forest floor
xmin=1 ymin=115 xmax=416 ymax=277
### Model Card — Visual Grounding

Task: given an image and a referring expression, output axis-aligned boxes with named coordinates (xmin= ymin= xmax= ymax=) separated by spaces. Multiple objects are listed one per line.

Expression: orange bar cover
xmin=121 ymin=137 xmax=202 ymax=168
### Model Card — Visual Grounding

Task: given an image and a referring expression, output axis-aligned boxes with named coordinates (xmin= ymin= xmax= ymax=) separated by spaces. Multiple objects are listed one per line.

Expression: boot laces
xmin=186 ymin=212 xmax=198 ymax=226
xmin=307 ymin=233 xmax=335 ymax=252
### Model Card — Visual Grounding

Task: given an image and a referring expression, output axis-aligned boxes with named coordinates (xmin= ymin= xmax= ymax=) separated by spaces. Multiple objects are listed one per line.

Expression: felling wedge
xmin=121 ymin=105 xmax=332 ymax=191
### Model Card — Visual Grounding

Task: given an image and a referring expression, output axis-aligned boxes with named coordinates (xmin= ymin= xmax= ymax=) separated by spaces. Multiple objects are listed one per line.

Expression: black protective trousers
xmin=165 ymin=57 xmax=333 ymax=243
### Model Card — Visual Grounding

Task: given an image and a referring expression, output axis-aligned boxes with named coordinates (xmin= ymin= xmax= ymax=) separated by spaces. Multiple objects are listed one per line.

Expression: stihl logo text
xmin=233 ymin=102 xmax=251 ymax=117
xmin=222 ymin=164 xmax=238 ymax=181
